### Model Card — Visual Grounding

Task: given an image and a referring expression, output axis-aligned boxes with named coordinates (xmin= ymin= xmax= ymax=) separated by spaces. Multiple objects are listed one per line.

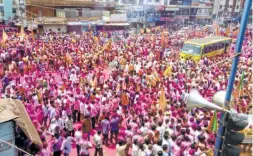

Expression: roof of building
xmin=185 ymin=36 xmax=232 ymax=45
xmin=0 ymin=98 xmax=42 ymax=146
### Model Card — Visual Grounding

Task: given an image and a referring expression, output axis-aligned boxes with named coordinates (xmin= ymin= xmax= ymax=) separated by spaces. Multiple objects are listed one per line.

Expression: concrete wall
xmin=26 ymin=6 xmax=55 ymax=17
xmin=43 ymin=24 xmax=67 ymax=33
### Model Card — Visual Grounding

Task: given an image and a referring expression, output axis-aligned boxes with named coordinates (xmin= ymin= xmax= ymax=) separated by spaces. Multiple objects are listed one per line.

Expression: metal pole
xmin=214 ymin=0 xmax=252 ymax=155
xmin=215 ymin=0 xmax=220 ymax=21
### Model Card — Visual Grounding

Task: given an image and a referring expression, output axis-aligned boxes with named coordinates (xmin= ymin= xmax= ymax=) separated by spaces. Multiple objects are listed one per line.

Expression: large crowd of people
xmin=0 ymin=24 xmax=252 ymax=156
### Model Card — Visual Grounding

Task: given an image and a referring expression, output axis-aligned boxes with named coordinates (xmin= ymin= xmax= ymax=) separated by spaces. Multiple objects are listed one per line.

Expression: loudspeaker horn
xmin=212 ymin=90 xmax=234 ymax=107
xmin=186 ymin=89 xmax=229 ymax=112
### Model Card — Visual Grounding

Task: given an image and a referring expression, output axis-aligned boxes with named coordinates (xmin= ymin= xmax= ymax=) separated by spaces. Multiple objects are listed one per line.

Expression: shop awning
xmin=196 ymin=16 xmax=212 ymax=19
xmin=0 ymin=99 xmax=42 ymax=146
xmin=36 ymin=17 xmax=67 ymax=25
xmin=100 ymin=23 xmax=130 ymax=26
xmin=67 ymin=22 xmax=83 ymax=25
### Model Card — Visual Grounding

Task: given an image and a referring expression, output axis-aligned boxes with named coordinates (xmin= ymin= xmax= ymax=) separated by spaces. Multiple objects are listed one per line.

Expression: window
xmin=236 ymin=5 xmax=239 ymax=9
xmin=56 ymin=11 xmax=66 ymax=17
xmin=38 ymin=10 xmax=42 ymax=17
xmin=203 ymin=43 xmax=225 ymax=53
xmin=181 ymin=44 xmax=201 ymax=55
xmin=0 ymin=0 xmax=3 ymax=3
xmin=155 ymin=0 xmax=159 ymax=2
xmin=77 ymin=8 xmax=82 ymax=16
xmin=13 ymin=9 xmax=16 ymax=14
xmin=219 ymin=5 xmax=223 ymax=9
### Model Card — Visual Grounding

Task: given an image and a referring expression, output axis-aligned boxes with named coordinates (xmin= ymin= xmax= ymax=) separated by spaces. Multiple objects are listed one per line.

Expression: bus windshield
xmin=181 ymin=44 xmax=201 ymax=55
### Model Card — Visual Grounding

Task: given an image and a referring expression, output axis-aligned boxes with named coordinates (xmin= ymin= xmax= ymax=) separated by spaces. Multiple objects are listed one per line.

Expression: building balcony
xmin=25 ymin=0 xmax=116 ymax=8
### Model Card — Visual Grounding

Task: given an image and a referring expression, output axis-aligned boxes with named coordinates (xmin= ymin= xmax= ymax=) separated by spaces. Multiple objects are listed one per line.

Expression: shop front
xmin=146 ymin=10 xmax=175 ymax=28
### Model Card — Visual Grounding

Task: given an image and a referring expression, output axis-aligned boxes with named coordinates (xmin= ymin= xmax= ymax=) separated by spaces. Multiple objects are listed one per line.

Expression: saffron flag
xmin=146 ymin=28 xmax=151 ymax=33
xmin=21 ymin=25 xmax=24 ymax=34
xmin=159 ymin=86 xmax=167 ymax=111
xmin=215 ymin=24 xmax=219 ymax=36
xmin=101 ymin=39 xmax=112 ymax=52
xmin=226 ymin=27 xmax=230 ymax=36
xmin=19 ymin=26 xmax=26 ymax=41
xmin=121 ymin=92 xmax=129 ymax=106
xmin=1 ymin=30 xmax=8 ymax=45
xmin=160 ymin=32 xmax=165 ymax=48
xmin=93 ymin=36 xmax=99 ymax=43
xmin=207 ymin=110 xmax=217 ymax=132
xmin=234 ymin=70 xmax=245 ymax=98
xmin=205 ymin=149 xmax=214 ymax=156
xmin=163 ymin=66 xmax=172 ymax=77
xmin=140 ymin=28 xmax=144 ymax=34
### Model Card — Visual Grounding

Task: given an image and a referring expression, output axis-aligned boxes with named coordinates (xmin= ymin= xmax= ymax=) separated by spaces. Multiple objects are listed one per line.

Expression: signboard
xmin=146 ymin=11 xmax=175 ymax=22
xmin=126 ymin=7 xmax=144 ymax=23
xmin=196 ymin=8 xmax=210 ymax=16
xmin=182 ymin=0 xmax=192 ymax=5
xmin=242 ymin=135 xmax=252 ymax=143
xmin=110 ymin=14 xmax=127 ymax=22
xmin=156 ymin=6 xmax=165 ymax=11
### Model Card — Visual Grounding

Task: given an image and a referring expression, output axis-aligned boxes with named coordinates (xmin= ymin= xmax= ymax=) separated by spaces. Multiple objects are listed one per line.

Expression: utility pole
xmin=214 ymin=0 xmax=252 ymax=155
xmin=215 ymin=0 xmax=220 ymax=21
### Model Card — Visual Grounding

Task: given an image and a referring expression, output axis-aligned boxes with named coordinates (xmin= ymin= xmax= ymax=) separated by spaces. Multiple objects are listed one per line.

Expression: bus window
xmin=181 ymin=44 xmax=201 ymax=55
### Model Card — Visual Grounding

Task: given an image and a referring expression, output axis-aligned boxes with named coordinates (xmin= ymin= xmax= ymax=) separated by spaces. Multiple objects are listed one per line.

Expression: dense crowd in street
xmin=0 ymin=24 xmax=252 ymax=156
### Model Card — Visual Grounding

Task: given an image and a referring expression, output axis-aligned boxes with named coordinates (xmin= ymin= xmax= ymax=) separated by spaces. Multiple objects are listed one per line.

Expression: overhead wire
xmin=0 ymin=138 xmax=33 ymax=156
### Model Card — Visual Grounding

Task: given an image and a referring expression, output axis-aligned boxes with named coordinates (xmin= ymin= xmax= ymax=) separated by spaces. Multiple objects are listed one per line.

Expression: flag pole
xmin=214 ymin=0 xmax=252 ymax=155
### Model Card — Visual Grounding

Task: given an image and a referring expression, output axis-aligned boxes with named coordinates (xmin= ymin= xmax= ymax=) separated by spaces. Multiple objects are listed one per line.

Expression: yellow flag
xmin=72 ymin=38 xmax=76 ymax=43
xmin=1 ymin=30 xmax=8 ymax=45
xmin=163 ymin=66 xmax=172 ymax=77
xmin=226 ymin=27 xmax=230 ymax=36
xmin=19 ymin=26 xmax=26 ymax=41
xmin=161 ymin=32 xmax=165 ymax=48
xmin=159 ymin=86 xmax=167 ymax=111
xmin=215 ymin=24 xmax=219 ymax=36
xmin=146 ymin=28 xmax=151 ymax=33
xmin=93 ymin=36 xmax=99 ymax=43
xmin=140 ymin=28 xmax=144 ymax=34
xmin=101 ymin=39 xmax=112 ymax=52
xmin=21 ymin=25 xmax=24 ymax=34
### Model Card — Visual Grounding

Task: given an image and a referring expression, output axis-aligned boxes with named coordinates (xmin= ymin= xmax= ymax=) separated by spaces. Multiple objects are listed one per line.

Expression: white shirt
xmin=49 ymin=108 xmax=56 ymax=119
xmin=153 ymin=144 xmax=163 ymax=155
xmin=80 ymin=140 xmax=92 ymax=155
xmin=69 ymin=73 xmax=77 ymax=83
xmin=53 ymin=118 xmax=65 ymax=130
xmin=138 ymin=150 xmax=146 ymax=156
xmin=74 ymin=130 xmax=82 ymax=145
xmin=132 ymin=144 xmax=139 ymax=156
xmin=93 ymin=134 xmax=102 ymax=148
xmin=60 ymin=137 xmax=73 ymax=154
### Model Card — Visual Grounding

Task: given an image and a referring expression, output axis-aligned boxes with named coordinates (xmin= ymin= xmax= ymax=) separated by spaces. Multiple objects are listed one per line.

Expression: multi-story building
xmin=21 ymin=0 xmax=216 ymax=32
xmin=0 ymin=0 xmax=14 ymax=22
xmin=122 ymin=0 xmax=213 ymax=29
xmin=212 ymin=0 xmax=243 ymax=19
xmin=24 ymin=0 xmax=116 ymax=33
